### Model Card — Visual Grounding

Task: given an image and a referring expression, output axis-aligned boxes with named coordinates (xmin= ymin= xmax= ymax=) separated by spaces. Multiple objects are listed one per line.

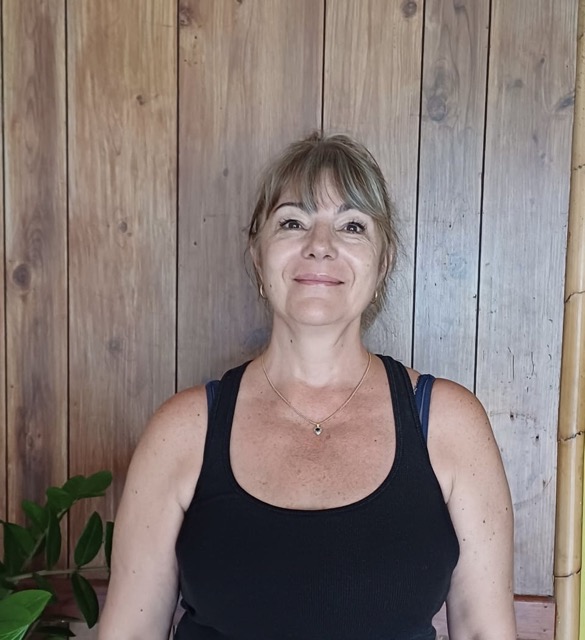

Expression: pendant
xmin=314 ymin=425 xmax=322 ymax=436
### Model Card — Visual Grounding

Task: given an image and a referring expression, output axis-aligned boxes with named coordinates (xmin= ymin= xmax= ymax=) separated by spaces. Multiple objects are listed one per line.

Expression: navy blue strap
xmin=414 ymin=374 xmax=435 ymax=442
xmin=205 ymin=380 xmax=220 ymax=409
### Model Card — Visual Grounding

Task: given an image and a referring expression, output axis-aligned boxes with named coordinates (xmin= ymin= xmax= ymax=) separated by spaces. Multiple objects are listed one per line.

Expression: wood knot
xmin=556 ymin=92 xmax=575 ymax=111
xmin=12 ymin=263 xmax=31 ymax=289
xmin=136 ymin=94 xmax=146 ymax=106
xmin=401 ymin=1 xmax=417 ymax=18
xmin=223 ymin=167 xmax=229 ymax=177
xmin=118 ymin=220 xmax=128 ymax=233
xmin=107 ymin=337 xmax=123 ymax=354
xmin=179 ymin=4 xmax=193 ymax=27
xmin=427 ymin=95 xmax=447 ymax=122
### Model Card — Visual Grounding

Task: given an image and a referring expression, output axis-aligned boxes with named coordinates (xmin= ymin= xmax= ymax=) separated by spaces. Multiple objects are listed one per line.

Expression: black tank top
xmin=175 ymin=355 xmax=459 ymax=640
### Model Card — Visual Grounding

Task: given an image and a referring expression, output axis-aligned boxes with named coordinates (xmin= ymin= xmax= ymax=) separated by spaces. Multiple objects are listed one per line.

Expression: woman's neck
xmin=262 ymin=317 xmax=369 ymax=388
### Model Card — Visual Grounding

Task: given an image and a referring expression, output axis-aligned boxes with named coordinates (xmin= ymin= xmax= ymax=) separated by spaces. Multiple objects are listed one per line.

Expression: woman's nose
xmin=301 ymin=222 xmax=337 ymax=260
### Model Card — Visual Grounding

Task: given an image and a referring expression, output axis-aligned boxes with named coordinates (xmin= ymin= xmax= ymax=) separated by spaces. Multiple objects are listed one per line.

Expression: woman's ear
xmin=249 ymin=242 xmax=263 ymax=286
xmin=378 ymin=249 xmax=391 ymax=285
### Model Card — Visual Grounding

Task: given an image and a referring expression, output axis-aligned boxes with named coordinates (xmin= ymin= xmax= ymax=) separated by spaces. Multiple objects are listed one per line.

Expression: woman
xmin=99 ymin=133 xmax=516 ymax=639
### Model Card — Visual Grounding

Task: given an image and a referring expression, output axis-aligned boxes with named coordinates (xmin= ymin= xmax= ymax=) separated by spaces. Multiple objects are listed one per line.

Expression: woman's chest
xmin=229 ymin=402 xmax=396 ymax=510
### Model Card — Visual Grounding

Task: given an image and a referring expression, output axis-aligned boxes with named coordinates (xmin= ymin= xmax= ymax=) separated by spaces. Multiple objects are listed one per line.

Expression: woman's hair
xmin=247 ymin=132 xmax=398 ymax=294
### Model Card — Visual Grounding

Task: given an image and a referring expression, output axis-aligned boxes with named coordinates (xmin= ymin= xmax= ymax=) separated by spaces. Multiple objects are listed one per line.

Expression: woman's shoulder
xmin=427 ymin=377 xmax=491 ymax=430
xmin=400 ymin=358 xmax=486 ymax=419
xmin=407 ymin=371 xmax=498 ymax=502
xmin=129 ymin=384 xmax=210 ymax=510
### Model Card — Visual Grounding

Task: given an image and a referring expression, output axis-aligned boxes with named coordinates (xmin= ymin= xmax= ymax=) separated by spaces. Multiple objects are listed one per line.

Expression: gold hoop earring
xmin=259 ymin=283 xmax=266 ymax=299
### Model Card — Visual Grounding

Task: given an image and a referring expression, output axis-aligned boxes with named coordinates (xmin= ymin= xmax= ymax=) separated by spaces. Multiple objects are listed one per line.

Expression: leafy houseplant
xmin=0 ymin=471 xmax=114 ymax=640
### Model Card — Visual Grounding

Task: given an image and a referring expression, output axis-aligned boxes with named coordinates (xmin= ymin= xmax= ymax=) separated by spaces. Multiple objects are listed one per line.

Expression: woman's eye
xmin=344 ymin=221 xmax=366 ymax=234
xmin=279 ymin=219 xmax=303 ymax=230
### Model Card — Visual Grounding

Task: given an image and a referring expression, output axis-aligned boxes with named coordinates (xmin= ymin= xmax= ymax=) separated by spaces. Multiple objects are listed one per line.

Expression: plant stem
xmin=20 ymin=506 xmax=70 ymax=573
xmin=8 ymin=565 xmax=107 ymax=584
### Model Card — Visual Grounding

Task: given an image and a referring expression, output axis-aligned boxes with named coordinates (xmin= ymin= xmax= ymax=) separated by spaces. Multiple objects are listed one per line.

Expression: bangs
xmin=263 ymin=143 xmax=387 ymax=220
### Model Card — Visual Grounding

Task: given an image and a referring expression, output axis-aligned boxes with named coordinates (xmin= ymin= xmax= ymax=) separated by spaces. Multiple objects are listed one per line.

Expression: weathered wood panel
xmin=0 ymin=5 xmax=5 ymax=525
xmin=323 ymin=0 xmax=423 ymax=365
xmin=478 ymin=0 xmax=577 ymax=594
xmin=177 ymin=0 xmax=323 ymax=387
xmin=413 ymin=0 xmax=489 ymax=389
xmin=4 ymin=0 xmax=67 ymax=523
xmin=67 ymin=0 xmax=177 ymax=538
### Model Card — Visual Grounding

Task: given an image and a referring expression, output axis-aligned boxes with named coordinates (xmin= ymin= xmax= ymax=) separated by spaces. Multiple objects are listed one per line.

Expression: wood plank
xmin=3 ymin=0 xmax=67 ymax=523
xmin=177 ymin=0 xmax=323 ymax=387
xmin=413 ymin=0 xmax=489 ymax=388
xmin=477 ymin=0 xmax=577 ymax=594
xmin=323 ymin=0 xmax=423 ymax=365
xmin=67 ymin=0 xmax=177 ymax=541
xmin=0 ymin=4 xmax=5 ymax=526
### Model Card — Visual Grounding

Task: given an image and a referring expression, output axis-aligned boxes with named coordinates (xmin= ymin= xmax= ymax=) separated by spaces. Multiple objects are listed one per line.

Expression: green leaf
xmin=32 ymin=572 xmax=56 ymax=599
xmin=45 ymin=511 xmax=62 ymax=570
xmin=0 ymin=589 xmax=52 ymax=640
xmin=2 ymin=524 xmax=34 ymax=575
xmin=21 ymin=500 xmax=48 ymax=533
xmin=71 ymin=573 xmax=99 ymax=628
xmin=0 ymin=622 xmax=29 ymax=640
xmin=0 ymin=589 xmax=52 ymax=618
xmin=77 ymin=471 xmax=113 ymax=499
xmin=45 ymin=488 xmax=74 ymax=514
xmin=104 ymin=521 xmax=114 ymax=570
xmin=74 ymin=513 xmax=103 ymax=567
xmin=62 ymin=476 xmax=85 ymax=499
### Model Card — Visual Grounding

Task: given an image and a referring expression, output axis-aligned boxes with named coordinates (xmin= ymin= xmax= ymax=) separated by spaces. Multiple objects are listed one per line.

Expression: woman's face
xmin=253 ymin=179 xmax=386 ymax=328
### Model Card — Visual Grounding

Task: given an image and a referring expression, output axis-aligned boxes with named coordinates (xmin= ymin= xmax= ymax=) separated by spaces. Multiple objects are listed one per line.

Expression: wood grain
xmin=0 ymin=4 xmax=5 ymax=526
xmin=323 ymin=0 xmax=423 ymax=365
xmin=67 ymin=0 xmax=177 ymax=539
xmin=477 ymin=0 xmax=577 ymax=594
xmin=3 ymin=0 xmax=67 ymax=524
xmin=413 ymin=0 xmax=489 ymax=388
xmin=177 ymin=0 xmax=323 ymax=387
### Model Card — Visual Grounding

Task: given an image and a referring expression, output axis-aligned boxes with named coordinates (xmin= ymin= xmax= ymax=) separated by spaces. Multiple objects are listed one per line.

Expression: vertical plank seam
xmin=410 ymin=0 xmax=427 ymax=369
xmin=320 ymin=0 xmax=326 ymax=133
xmin=473 ymin=0 xmax=494 ymax=395
xmin=0 ymin=0 xmax=6 ymax=523
xmin=65 ymin=0 xmax=71 ymax=565
xmin=174 ymin=0 xmax=180 ymax=394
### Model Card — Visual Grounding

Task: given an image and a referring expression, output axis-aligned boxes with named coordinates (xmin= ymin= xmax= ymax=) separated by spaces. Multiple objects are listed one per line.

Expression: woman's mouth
xmin=293 ymin=274 xmax=343 ymax=286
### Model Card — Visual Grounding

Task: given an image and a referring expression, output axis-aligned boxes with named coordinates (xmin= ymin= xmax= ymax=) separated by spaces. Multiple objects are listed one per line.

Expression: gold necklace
xmin=261 ymin=352 xmax=372 ymax=436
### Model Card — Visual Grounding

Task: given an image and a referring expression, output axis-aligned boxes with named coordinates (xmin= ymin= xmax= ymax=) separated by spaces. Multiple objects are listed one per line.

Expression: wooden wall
xmin=0 ymin=0 xmax=577 ymax=597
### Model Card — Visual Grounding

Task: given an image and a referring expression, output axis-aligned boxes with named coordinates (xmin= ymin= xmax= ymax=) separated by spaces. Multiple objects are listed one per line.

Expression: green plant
xmin=0 ymin=471 xmax=114 ymax=640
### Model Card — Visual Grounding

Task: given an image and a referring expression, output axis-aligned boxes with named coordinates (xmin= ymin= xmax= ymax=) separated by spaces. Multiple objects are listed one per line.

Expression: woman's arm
xmin=428 ymin=379 xmax=516 ymax=640
xmin=98 ymin=386 xmax=208 ymax=640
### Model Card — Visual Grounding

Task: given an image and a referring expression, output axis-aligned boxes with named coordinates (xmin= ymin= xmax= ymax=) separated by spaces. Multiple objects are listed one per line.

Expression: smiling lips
xmin=293 ymin=273 xmax=343 ymax=286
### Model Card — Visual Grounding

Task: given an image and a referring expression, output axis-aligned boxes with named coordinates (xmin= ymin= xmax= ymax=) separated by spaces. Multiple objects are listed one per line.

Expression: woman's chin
xmin=278 ymin=299 xmax=357 ymax=327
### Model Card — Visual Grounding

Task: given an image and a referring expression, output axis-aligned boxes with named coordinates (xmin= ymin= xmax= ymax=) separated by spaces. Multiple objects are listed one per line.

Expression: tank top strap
xmin=377 ymin=354 xmax=428 ymax=448
xmin=195 ymin=361 xmax=250 ymax=500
